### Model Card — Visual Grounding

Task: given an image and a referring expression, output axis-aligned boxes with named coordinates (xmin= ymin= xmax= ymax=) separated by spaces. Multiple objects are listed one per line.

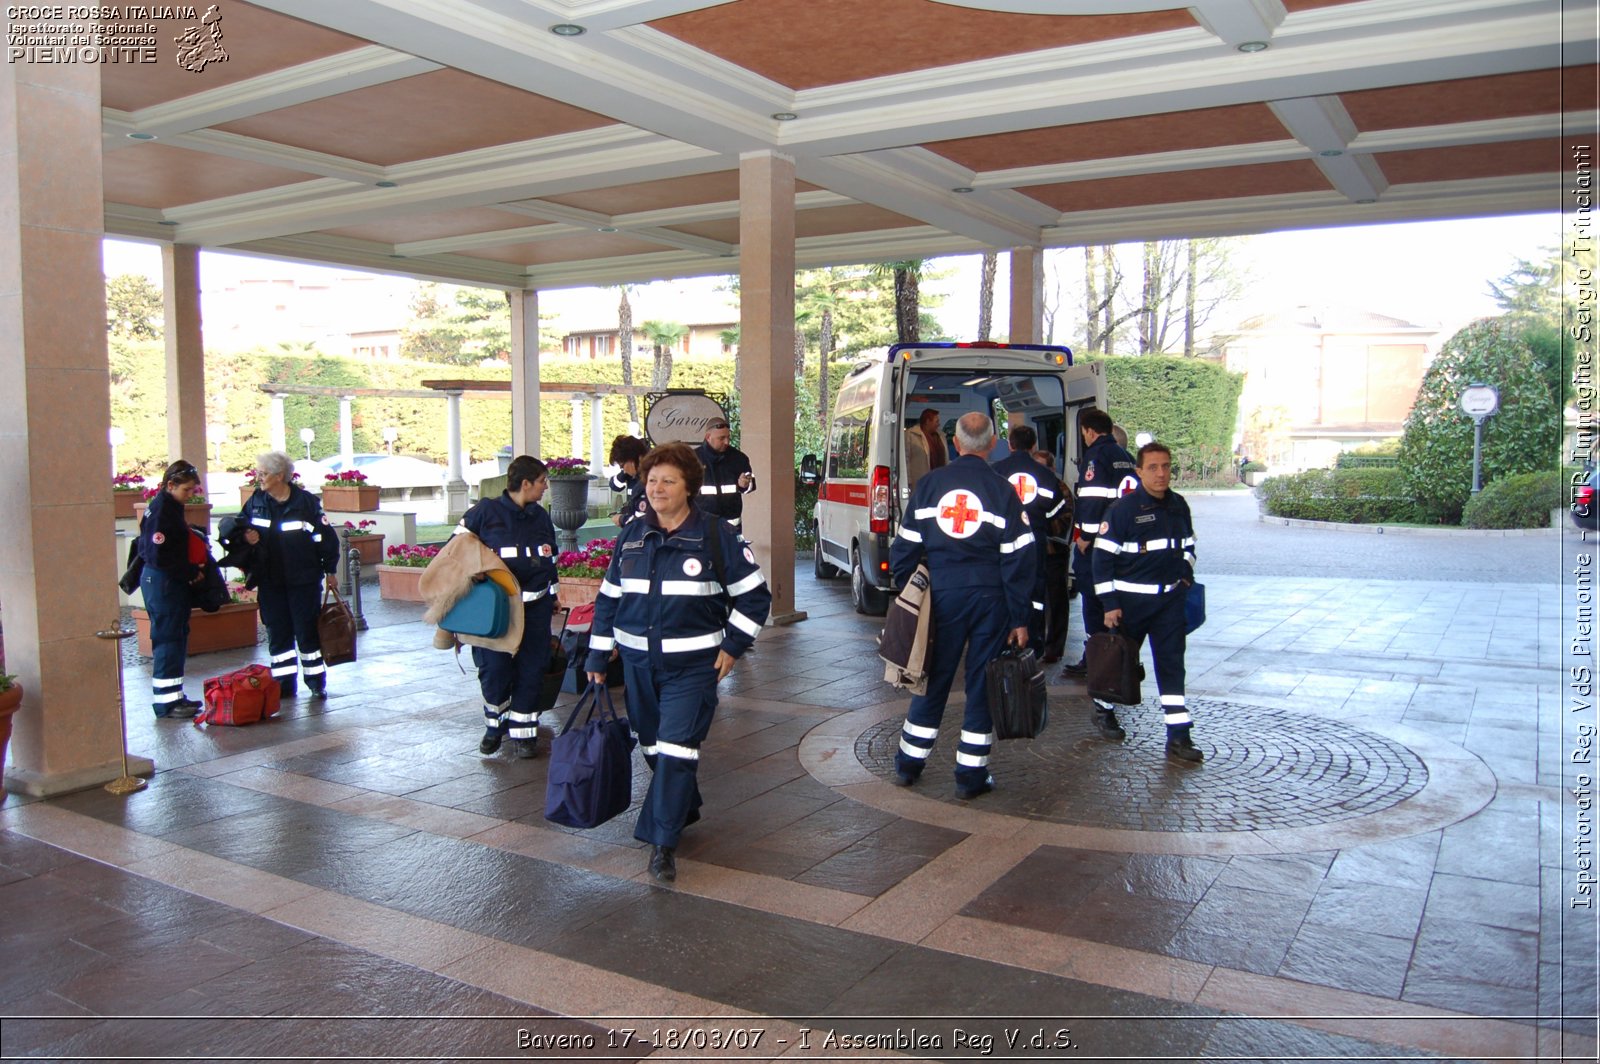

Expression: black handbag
xmin=1086 ymin=630 xmax=1144 ymax=705
xmin=544 ymin=682 xmax=636 ymax=830
xmin=118 ymin=538 xmax=144 ymax=595
xmin=986 ymin=645 xmax=1048 ymax=740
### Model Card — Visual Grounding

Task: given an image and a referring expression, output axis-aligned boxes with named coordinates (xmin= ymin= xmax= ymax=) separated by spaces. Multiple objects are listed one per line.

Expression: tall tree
xmin=401 ymin=283 xmax=516 ymax=364
xmin=638 ymin=320 xmax=687 ymax=389
xmin=1184 ymin=240 xmax=1198 ymax=357
xmin=870 ymin=260 xmax=924 ymax=343
xmin=105 ymin=273 xmax=164 ymax=340
xmin=977 ymin=251 xmax=998 ymax=341
xmin=616 ymin=286 xmax=637 ymax=424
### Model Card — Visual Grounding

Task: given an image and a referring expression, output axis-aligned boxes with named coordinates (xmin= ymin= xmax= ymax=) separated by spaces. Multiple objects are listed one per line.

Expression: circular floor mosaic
xmin=855 ymin=697 xmax=1428 ymax=833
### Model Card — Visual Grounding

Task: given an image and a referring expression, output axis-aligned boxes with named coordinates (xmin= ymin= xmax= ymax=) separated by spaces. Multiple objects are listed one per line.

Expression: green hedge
xmin=1461 ymin=470 xmax=1563 ymax=529
xmin=1256 ymin=468 xmax=1426 ymax=524
xmin=1089 ymin=355 xmax=1244 ymax=482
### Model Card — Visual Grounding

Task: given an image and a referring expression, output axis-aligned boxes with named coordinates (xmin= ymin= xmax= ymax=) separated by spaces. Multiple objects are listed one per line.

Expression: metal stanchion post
xmin=95 ymin=619 xmax=147 ymax=795
xmin=348 ymin=548 xmax=368 ymax=631
xmin=337 ymin=527 xmax=354 ymax=596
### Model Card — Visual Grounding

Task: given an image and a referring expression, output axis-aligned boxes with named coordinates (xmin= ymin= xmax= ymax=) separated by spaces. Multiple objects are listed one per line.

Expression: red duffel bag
xmin=196 ymin=664 xmax=281 ymax=727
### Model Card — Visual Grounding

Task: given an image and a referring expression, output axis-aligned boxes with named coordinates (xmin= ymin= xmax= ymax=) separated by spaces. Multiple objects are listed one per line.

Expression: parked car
xmin=318 ymin=453 xmax=388 ymax=473
xmin=1575 ymin=466 xmax=1598 ymax=530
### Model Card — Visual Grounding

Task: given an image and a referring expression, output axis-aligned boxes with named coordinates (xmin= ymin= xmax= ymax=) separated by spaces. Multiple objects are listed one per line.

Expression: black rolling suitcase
xmin=986 ymin=646 xmax=1048 ymax=740
xmin=1086 ymin=631 xmax=1144 ymax=705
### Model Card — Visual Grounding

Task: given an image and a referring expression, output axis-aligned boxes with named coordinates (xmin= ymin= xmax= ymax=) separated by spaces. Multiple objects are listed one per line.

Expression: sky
xmin=104 ymin=211 xmax=1562 ymax=347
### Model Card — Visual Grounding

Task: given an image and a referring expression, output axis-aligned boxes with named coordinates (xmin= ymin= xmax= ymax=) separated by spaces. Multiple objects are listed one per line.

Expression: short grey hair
xmin=954 ymin=412 xmax=995 ymax=453
xmin=256 ymin=450 xmax=293 ymax=479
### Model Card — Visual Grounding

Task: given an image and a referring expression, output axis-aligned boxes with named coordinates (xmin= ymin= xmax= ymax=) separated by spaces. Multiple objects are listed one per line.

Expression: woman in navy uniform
xmin=456 ymin=455 xmax=559 ymax=759
xmin=990 ymin=424 xmax=1069 ymax=650
xmin=585 ymin=442 xmax=772 ymax=883
xmin=238 ymin=451 xmax=340 ymax=699
xmin=137 ymin=460 xmax=207 ymax=718
xmin=607 ymin=433 xmax=649 ymax=528
xmin=1091 ymin=442 xmax=1202 ymax=764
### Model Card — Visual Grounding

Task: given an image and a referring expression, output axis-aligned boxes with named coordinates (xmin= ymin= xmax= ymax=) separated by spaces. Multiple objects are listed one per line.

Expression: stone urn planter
xmin=376 ymin=564 xmax=427 ymax=601
xmin=132 ymin=601 xmax=260 ymax=656
xmin=322 ymin=484 xmax=380 ymax=512
xmin=546 ymin=475 xmax=593 ymax=552
xmin=556 ymin=577 xmax=602 ymax=610
xmin=112 ymin=491 xmax=141 ymax=519
xmin=0 ymin=681 xmax=22 ymax=799
xmin=132 ymin=501 xmax=213 ymax=528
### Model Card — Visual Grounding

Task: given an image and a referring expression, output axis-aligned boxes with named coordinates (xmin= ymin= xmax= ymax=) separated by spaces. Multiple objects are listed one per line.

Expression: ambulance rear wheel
xmin=813 ymin=525 xmax=843 ymax=579
xmin=851 ymin=546 xmax=889 ymax=616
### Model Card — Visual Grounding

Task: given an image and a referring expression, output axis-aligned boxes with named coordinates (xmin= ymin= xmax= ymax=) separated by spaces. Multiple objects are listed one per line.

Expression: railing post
xmin=347 ymin=548 xmax=368 ymax=632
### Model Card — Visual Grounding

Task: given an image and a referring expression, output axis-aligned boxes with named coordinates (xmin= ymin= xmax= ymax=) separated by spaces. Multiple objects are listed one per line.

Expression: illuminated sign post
xmin=1459 ymin=383 xmax=1500 ymax=495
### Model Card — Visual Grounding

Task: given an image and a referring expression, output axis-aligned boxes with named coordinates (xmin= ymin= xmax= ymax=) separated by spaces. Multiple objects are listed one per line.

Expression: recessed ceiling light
xmin=596 ymin=226 xmax=618 ymax=233
xmin=1237 ymin=40 xmax=1269 ymax=53
xmin=157 ymin=219 xmax=178 ymax=226
xmin=952 ymin=186 xmax=974 ymax=194
xmin=550 ymin=23 xmax=585 ymax=36
xmin=1040 ymin=223 xmax=1059 ymax=230
xmin=771 ymin=112 xmax=798 ymax=122
xmin=1318 ymin=149 xmax=1344 ymax=158
xmin=1356 ymin=197 xmax=1377 ymax=204
xmin=375 ymin=180 xmax=398 ymax=188
xmin=126 ymin=131 xmax=157 ymax=141
xmin=389 ymin=253 xmax=407 ymax=259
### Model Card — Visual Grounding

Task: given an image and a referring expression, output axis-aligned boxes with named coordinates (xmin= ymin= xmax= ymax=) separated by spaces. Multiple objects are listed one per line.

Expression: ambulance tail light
xmin=870 ymin=465 xmax=891 ymax=534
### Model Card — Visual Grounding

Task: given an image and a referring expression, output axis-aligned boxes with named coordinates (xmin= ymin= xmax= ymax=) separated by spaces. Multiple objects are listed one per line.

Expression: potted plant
xmin=556 ymin=538 xmax=613 ymax=608
xmin=240 ymin=467 xmax=302 ymax=503
xmin=545 ymin=456 xmax=594 ymax=549
xmin=132 ymin=486 xmax=213 ymax=528
xmin=376 ymin=542 xmax=439 ymax=601
xmin=341 ymin=519 xmax=385 ymax=565
xmin=323 ymin=469 xmax=379 ymax=512
xmin=132 ymin=582 xmax=260 ymax=656
xmin=112 ymin=472 xmax=145 ymax=519
xmin=0 ymin=671 xmax=21 ymax=798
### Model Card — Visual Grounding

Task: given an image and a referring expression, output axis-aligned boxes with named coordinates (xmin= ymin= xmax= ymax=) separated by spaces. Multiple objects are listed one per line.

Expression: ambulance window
xmin=828 ymin=404 xmax=871 ymax=479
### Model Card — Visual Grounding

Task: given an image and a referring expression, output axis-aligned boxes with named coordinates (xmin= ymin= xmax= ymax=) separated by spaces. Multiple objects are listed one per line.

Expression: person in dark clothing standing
xmin=137 ymin=460 xmax=207 ymax=718
xmin=693 ymin=418 xmax=755 ymax=531
xmin=1034 ymin=449 xmax=1075 ymax=664
xmin=238 ymin=451 xmax=340 ymax=699
xmin=1061 ymin=409 xmax=1138 ymax=688
xmin=990 ymin=424 xmax=1068 ymax=650
xmin=608 ymin=433 xmax=649 ymax=528
xmin=456 ymin=455 xmax=560 ymax=759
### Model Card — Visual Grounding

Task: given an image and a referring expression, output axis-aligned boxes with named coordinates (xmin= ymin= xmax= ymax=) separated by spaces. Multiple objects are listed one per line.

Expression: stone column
xmin=589 ymin=396 xmax=605 ymax=471
xmin=739 ymin=151 xmax=804 ymax=624
xmin=569 ymin=397 xmax=585 ymax=460
xmin=510 ymin=289 xmax=540 ymax=457
xmin=444 ymin=391 xmax=468 ymax=519
xmin=1009 ymin=246 xmax=1044 ymax=345
xmin=339 ymin=394 xmax=354 ymax=469
xmin=0 ymin=61 xmax=148 ymax=795
xmin=270 ymin=393 xmax=287 ymax=453
xmin=163 ymin=243 xmax=207 ymax=478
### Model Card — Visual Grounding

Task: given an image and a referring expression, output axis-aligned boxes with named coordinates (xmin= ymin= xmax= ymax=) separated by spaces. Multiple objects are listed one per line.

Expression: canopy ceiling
xmin=99 ymin=0 xmax=1595 ymax=291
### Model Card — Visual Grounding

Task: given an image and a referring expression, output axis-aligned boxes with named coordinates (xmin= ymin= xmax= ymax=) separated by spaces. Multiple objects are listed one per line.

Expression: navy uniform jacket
xmin=1074 ymin=434 xmax=1139 ymax=545
xmin=457 ymin=492 xmax=559 ymax=600
xmin=694 ymin=441 xmax=755 ymax=523
xmin=609 ymin=470 xmax=648 ymax=527
xmin=889 ymin=453 xmax=1037 ymax=630
xmin=1090 ymin=485 xmax=1196 ymax=613
xmin=585 ymin=508 xmax=772 ymax=671
xmin=238 ymin=485 xmax=340 ymax=586
xmin=137 ymin=490 xmax=201 ymax=580
xmin=990 ymin=450 xmax=1068 ymax=552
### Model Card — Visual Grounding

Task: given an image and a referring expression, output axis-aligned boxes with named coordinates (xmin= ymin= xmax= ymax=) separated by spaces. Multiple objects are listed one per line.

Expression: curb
xmin=1259 ymin=515 xmax=1561 ymax=537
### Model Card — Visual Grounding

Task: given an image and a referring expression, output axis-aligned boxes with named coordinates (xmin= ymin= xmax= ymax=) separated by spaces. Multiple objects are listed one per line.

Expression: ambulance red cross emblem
xmin=1007 ymin=472 xmax=1038 ymax=505
xmin=936 ymin=490 xmax=985 ymax=539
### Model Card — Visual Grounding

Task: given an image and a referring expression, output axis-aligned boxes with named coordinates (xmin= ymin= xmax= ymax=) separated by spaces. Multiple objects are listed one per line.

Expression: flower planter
xmin=0 ymin=684 xmax=23 ymax=799
xmin=132 ymin=601 xmax=260 ymax=657
xmin=132 ymin=501 xmax=213 ymax=528
xmin=376 ymin=564 xmax=427 ymax=601
xmin=240 ymin=485 xmax=258 ymax=506
xmin=547 ymin=475 xmax=593 ymax=551
xmin=323 ymin=484 xmax=380 ymax=512
xmin=557 ymin=577 xmax=602 ymax=610
xmin=112 ymin=492 xmax=140 ymax=519
xmin=346 ymin=533 xmax=385 ymax=566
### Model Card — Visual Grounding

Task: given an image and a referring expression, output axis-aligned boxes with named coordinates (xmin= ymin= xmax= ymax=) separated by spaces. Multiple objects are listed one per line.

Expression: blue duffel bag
xmin=440 ymin=580 xmax=511 ymax=639
xmin=1184 ymin=581 xmax=1206 ymax=635
xmin=544 ymin=682 xmax=637 ymax=830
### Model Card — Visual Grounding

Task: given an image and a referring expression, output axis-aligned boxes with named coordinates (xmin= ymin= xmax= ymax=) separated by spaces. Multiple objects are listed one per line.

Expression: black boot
xmin=1166 ymin=732 xmax=1204 ymax=764
xmin=478 ymin=727 xmax=503 ymax=755
xmin=648 ymin=845 xmax=677 ymax=882
xmin=1060 ymin=658 xmax=1087 ymax=678
xmin=1092 ymin=707 xmax=1126 ymax=741
xmin=511 ymin=737 xmax=539 ymax=759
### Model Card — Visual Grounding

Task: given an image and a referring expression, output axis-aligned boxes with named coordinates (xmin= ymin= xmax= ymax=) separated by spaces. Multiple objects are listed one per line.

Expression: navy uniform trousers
xmin=139 ymin=566 xmax=191 ymax=714
xmin=1073 ymin=544 xmax=1107 ymax=643
xmin=472 ymin=597 xmax=556 ymax=741
xmin=257 ymin=581 xmax=324 ymax=697
xmin=1112 ymin=586 xmax=1191 ymax=737
xmin=621 ymin=656 xmax=715 ymax=848
xmin=895 ymin=585 xmax=1008 ymax=790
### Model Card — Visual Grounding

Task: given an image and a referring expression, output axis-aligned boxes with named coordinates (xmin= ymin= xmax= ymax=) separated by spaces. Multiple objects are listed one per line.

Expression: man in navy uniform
xmin=889 ymin=411 xmax=1035 ymax=799
xmin=1091 ymin=442 xmax=1202 ymax=763
xmin=694 ymin=418 xmax=756 ymax=531
xmin=990 ymin=424 xmax=1068 ymax=650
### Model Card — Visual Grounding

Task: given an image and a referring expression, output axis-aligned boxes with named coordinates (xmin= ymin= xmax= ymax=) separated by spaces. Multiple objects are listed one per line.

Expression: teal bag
xmin=441 ymin=580 xmax=511 ymax=639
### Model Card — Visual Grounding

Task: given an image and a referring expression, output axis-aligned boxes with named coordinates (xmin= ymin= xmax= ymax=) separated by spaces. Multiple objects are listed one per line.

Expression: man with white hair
xmin=887 ymin=411 xmax=1035 ymax=799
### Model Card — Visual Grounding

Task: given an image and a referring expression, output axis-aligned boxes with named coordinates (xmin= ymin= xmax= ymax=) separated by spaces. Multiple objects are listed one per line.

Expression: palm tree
xmin=638 ymin=320 xmax=688 ymax=389
xmin=977 ymin=251 xmax=998 ymax=341
xmin=869 ymin=260 xmax=924 ymax=344
xmin=616 ymin=286 xmax=637 ymax=423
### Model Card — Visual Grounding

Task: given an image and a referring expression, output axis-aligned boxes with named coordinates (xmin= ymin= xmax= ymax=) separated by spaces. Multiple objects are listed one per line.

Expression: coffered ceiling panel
xmin=1026 ymin=159 xmax=1331 ymax=213
xmin=102 ymin=143 xmax=314 ymax=209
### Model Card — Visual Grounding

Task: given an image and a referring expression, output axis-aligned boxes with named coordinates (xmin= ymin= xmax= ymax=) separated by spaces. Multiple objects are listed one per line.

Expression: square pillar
xmin=163 ymin=243 xmax=207 ymax=478
xmin=739 ymin=151 xmax=804 ymax=624
xmin=0 ymin=62 xmax=142 ymax=795
xmin=511 ymin=289 xmax=540 ymax=457
xmin=1009 ymin=246 xmax=1044 ymax=345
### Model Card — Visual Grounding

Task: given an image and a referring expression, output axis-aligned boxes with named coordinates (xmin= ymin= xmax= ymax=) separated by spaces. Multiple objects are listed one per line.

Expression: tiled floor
xmin=1 ymin=498 xmax=1595 ymax=1062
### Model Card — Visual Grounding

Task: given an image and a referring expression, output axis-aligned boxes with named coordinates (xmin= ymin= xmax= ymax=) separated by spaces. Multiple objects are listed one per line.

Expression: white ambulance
xmin=807 ymin=341 xmax=1107 ymax=614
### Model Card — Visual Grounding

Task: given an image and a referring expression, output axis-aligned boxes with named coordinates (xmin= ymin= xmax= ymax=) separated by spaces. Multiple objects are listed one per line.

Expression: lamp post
xmin=300 ymin=426 xmax=315 ymax=461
